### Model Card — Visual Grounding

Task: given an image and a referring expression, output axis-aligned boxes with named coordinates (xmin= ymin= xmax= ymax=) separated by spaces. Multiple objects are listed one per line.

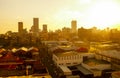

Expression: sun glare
xmin=54 ymin=10 xmax=82 ymax=26
xmin=54 ymin=0 xmax=120 ymax=29
xmin=82 ymin=1 xmax=120 ymax=29
xmin=79 ymin=0 xmax=91 ymax=4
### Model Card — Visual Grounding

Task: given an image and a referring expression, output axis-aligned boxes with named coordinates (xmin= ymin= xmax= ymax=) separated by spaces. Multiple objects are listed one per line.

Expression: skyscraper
xmin=33 ymin=18 xmax=39 ymax=33
xmin=43 ymin=24 xmax=48 ymax=33
xmin=71 ymin=20 xmax=77 ymax=33
xmin=18 ymin=22 xmax=23 ymax=33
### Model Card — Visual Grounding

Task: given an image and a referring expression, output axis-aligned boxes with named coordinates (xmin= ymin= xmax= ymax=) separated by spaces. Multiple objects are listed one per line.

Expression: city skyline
xmin=0 ymin=0 xmax=120 ymax=33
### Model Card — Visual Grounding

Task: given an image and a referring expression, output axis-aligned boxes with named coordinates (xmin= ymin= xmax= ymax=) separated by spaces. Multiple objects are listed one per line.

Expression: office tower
xmin=18 ymin=22 xmax=23 ymax=33
xmin=33 ymin=18 xmax=39 ymax=33
xmin=71 ymin=20 xmax=77 ymax=33
xmin=43 ymin=24 xmax=47 ymax=33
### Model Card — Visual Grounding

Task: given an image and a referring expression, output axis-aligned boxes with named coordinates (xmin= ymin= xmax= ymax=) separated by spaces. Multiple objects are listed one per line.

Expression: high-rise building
xmin=42 ymin=24 xmax=47 ymax=33
xmin=71 ymin=20 xmax=77 ymax=33
xmin=33 ymin=18 xmax=39 ymax=33
xmin=18 ymin=22 xmax=23 ymax=33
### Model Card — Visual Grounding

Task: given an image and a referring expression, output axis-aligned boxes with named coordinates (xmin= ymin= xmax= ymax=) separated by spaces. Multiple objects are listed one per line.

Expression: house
xmin=0 ymin=51 xmax=23 ymax=70
xmin=27 ymin=47 xmax=39 ymax=60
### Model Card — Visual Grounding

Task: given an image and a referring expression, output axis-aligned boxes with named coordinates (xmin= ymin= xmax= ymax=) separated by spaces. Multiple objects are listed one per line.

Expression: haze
xmin=0 ymin=0 xmax=120 ymax=33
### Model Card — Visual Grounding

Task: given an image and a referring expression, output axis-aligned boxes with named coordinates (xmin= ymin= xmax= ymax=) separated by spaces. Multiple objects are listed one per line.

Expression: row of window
xmin=58 ymin=55 xmax=82 ymax=60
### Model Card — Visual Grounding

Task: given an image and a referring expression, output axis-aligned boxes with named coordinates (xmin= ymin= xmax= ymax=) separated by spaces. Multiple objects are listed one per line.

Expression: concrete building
xmin=42 ymin=24 xmax=48 ymax=33
xmin=82 ymin=58 xmax=111 ymax=77
xmin=53 ymin=51 xmax=83 ymax=66
xmin=95 ymin=50 xmax=120 ymax=70
xmin=33 ymin=18 xmax=39 ymax=33
xmin=31 ymin=18 xmax=39 ymax=33
xmin=71 ymin=20 xmax=77 ymax=33
xmin=18 ymin=22 xmax=23 ymax=34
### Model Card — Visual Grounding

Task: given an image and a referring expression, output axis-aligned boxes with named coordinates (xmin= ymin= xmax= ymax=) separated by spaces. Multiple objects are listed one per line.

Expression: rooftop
xmin=75 ymin=65 xmax=93 ymax=75
xmin=54 ymin=51 xmax=78 ymax=57
xmin=84 ymin=58 xmax=110 ymax=66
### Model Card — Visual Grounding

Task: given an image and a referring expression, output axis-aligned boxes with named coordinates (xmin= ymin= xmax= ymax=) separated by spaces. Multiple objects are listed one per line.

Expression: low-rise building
xmin=53 ymin=51 xmax=83 ymax=66
xmin=95 ymin=50 xmax=120 ymax=70
xmin=82 ymin=58 xmax=111 ymax=77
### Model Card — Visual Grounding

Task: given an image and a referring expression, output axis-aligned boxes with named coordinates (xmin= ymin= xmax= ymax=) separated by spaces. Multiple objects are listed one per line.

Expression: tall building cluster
xmin=18 ymin=18 xmax=48 ymax=34
xmin=18 ymin=18 xmax=78 ymax=35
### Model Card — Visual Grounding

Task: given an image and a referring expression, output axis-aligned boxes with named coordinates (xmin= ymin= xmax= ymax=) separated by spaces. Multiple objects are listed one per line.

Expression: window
xmin=73 ymin=56 xmax=75 ymax=59
xmin=67 ymin=56 xmax=69 ymax=60
xmin=75 ymin=55 xmax=77 ymax=60
xmin=73 ymin=62 xmax=78 ymax=64
xmin=60 ymin=57 xmax=63 ymax=60
xmin=66 ymin=63 xmax=71 ymax=65
xmin=64 ymin=57 xmax=66 ymax=60
xmin=69 ymin=56 xmax=71 ymax=59
xmin=77 ymin=55 xmax=79 ymax=59
xmin=59 ymin=63 xmax=64 ymax=65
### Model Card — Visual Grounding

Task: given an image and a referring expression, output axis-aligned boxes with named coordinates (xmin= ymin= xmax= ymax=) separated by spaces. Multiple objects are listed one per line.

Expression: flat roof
xmin=84 ymin=58 xmax=110 ymax=66
xmin=59 ymin=66 xmax=72 ymax=73
xmin=76 ymin=65 xmax=93 ymax=75
xmin=59 ymin=65 xmax=72 ymax=75
xmin=54 ymin=51 xmax=78 ymax=57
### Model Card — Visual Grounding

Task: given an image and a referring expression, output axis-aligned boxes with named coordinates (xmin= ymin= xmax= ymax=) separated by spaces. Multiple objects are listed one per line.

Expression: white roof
xmin=98 ymin=50 xmax=120 ymax=60
xmin=59 ymin=65 xmax=72 ymax=75
xmin=54 ymin=51 xmax=78 ymax=57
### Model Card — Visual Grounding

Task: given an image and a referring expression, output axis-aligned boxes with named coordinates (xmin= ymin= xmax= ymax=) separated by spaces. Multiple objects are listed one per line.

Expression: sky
xmin=0 ymin=0 xmax=120 ymax=33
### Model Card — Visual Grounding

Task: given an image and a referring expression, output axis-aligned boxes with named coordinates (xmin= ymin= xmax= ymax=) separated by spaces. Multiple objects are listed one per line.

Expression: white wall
xmin=53 ymin=53 xmax=83 ymax=66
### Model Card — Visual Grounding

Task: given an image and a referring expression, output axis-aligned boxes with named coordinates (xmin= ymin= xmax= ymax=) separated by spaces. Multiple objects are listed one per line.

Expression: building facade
xmin=31 ymin=18 xmax=39 ymax=33
xmin=53 ymin=51 xmax=83 ymax=66
xmin=71 ymin=20 xmax=77 ymax=33
xmin=18 ymin=22 xmax=23 ymax=34
xmin=42 ymin=24 xmax=48 ymax=33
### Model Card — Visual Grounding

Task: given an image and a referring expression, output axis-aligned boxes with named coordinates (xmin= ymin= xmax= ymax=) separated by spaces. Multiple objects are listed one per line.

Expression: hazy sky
xmin=0 ymin=0 xmax=120 ymax=33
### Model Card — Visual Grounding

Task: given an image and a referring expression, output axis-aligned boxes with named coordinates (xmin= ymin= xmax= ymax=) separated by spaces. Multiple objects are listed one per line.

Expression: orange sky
xmin=0 ymin=0 xmax=120 ymax=34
